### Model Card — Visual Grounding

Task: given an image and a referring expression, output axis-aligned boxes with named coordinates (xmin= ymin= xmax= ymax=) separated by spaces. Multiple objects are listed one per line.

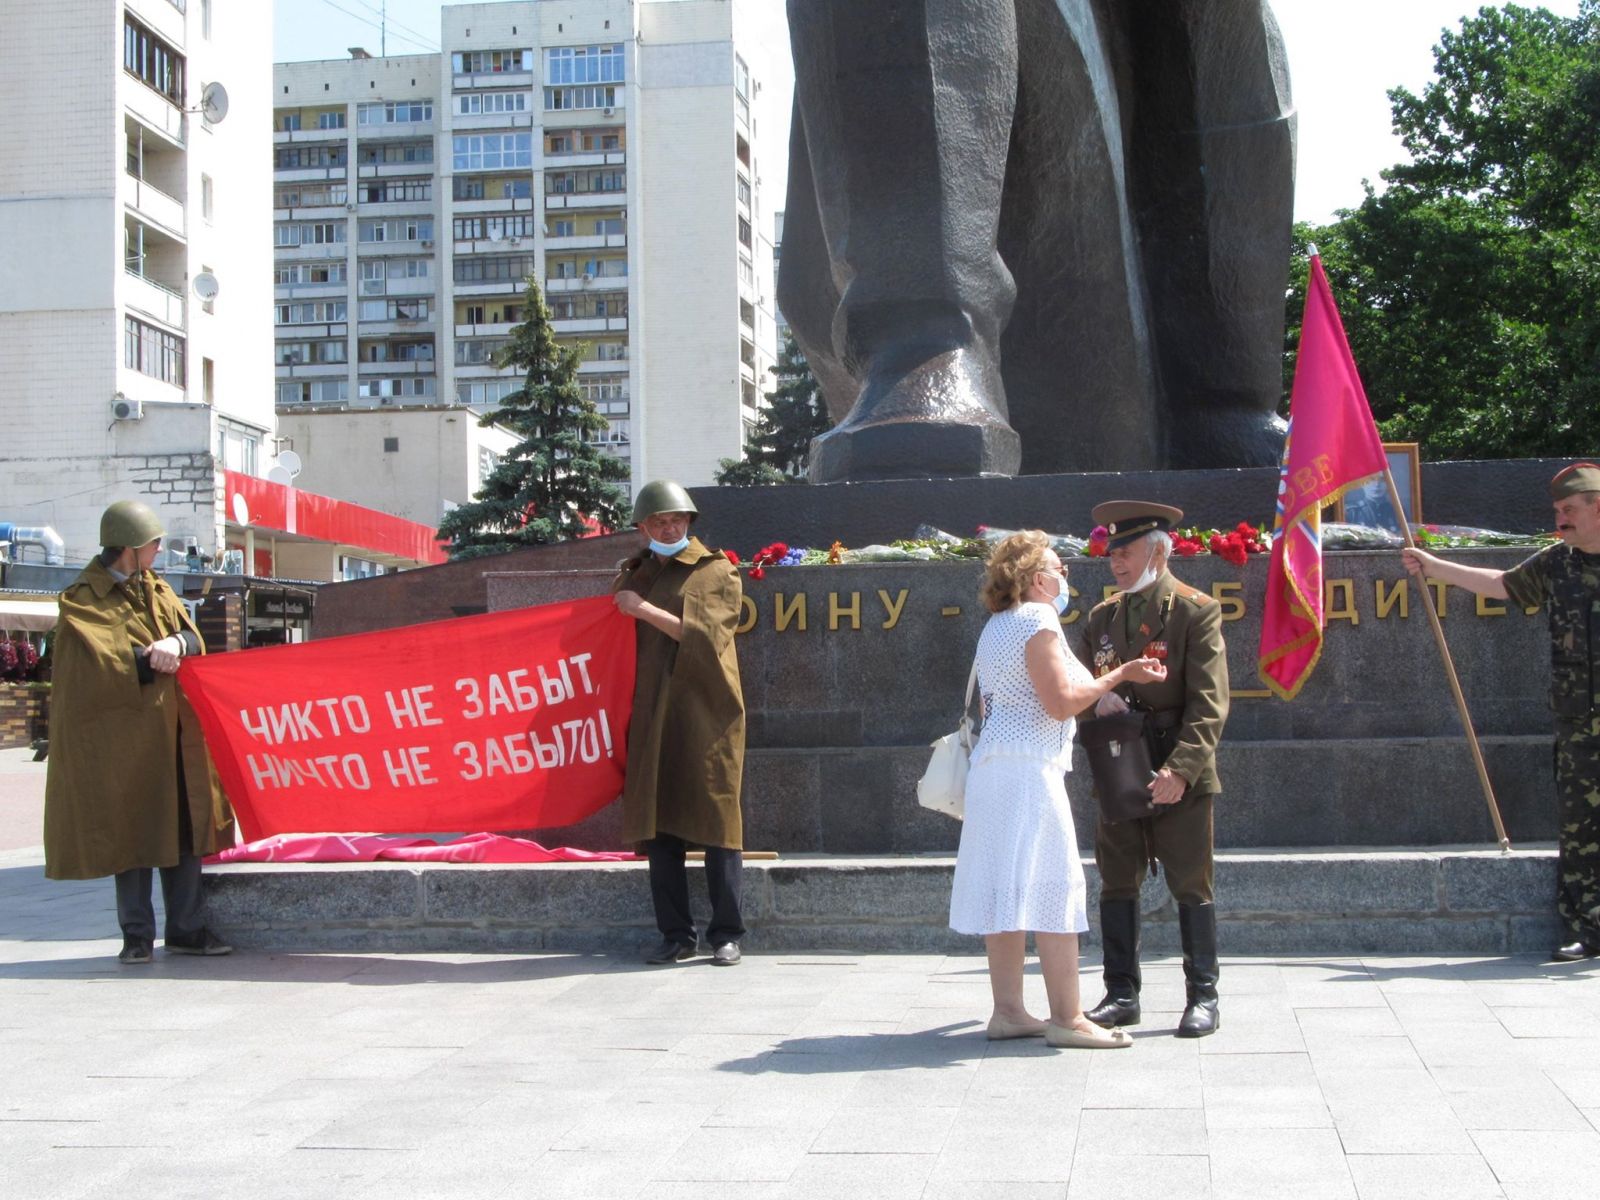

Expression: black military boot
xmin=1176 ymin=902 xmax=1220 ymax=1038
xmin=1085 ymin=898 xmax=1142 ymax=1028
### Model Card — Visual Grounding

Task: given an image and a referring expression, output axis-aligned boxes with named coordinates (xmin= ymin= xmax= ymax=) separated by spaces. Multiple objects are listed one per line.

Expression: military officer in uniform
xmin=1074 ymin=501 xmax=1230 ymax=1037
xmin=1402 ymin=462 xmax=1600 ymax=961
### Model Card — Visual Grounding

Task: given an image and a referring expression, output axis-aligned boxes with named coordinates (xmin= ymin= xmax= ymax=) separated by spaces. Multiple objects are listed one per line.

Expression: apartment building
xmin=272 ymin=0 xmax=784 ymax=499
xmin=0 ymin=0 xmax=275 ymax=565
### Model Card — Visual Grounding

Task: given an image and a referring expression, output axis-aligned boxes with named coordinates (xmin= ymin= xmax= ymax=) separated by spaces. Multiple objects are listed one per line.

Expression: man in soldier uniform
xmin=1075 ymin=501 xmax=1230 ymax=1036
xmin=1402 ymin=462 xmax=1600 ymax=961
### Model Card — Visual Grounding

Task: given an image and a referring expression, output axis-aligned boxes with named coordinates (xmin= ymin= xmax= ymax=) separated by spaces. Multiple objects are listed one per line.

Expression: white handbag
xmin=917 ymin=660 xmax=979 ymax=820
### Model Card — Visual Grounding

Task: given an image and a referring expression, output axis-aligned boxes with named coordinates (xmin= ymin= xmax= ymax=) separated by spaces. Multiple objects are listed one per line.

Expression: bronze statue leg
xmin=786 ymin=0 xmax=1023 ymax=481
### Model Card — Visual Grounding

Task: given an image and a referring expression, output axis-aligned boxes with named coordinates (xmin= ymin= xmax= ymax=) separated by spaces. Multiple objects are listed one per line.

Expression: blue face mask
xmin=649 ymin=534 xmax=691 ymax=558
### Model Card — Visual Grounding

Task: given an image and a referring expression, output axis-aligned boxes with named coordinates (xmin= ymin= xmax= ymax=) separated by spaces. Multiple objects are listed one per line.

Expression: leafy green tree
xmin=715 ymin=333 xmax=832 ymax=484
xmin=1286 ymin=1 xmax=1600 ymax=459
xmin=438 ymin=279 xmax=631 ymax=558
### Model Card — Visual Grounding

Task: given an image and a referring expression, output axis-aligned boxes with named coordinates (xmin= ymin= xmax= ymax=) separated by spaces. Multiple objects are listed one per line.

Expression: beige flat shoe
xmin=1045 ymin=1022 xmax=1133 ymax=1049
xmin=987 ymin=1014 xmax=1048 ymax=1040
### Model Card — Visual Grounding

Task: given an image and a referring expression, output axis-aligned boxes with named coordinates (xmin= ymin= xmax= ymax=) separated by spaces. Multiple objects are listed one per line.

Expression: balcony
xmin=357 ymin=360 xmax=432 ymax=376
xmin=124 ymin=270 xmax=186 ymax=328
xmin=123 ymin=79 xmax=185 ymax=146
xmin=452 ymin=278 xmax=524 ymax=298
xmin=357 ymin=161 xmax=436 ymax=179
xmin=276 ymin=242 xmax=349 ymax=261
xmin=274 ymin=362 xmax=349 ymax=379
xmin=275 ymin=165 xmax=349 ymax=183
xmin=452 ymin=111 xmax=533 ymax=131
xmin=543 ymin=150 xmax=626 ymax=170
xmin=454 ymin=321 xmax=516 ymax=338
xmin=274 ymin=203 xmax=349 ymax=221
xmin=273 ymin=126 xmax=351 ymax=144
xmin=273 ymin=322 xmax=348 ymax=340
xmin=551 ymin=316 xmax=629 ymax=335
xmin=358 ymin=276 xmax=434 ymax=298
xmin=577 ymin=359 xmax=626 ymax=375
xmin=452 ymin=68 xmax=533 ymax=90
xmin=452 ymin=361 xmax=508 ymax=379
xmin=357 ymin=238 xmax=436 ymax=257
xmin=275 ymin=281 xmax=348 ymax=299
xmin=452 ymin=196 xmax=535 ymax=216
xmin=359 ymin=317 xmax=437 ymax=336
xmin=543 ymin=191 xmax=627 ymax=211
xmin=546 ymin=233 xmax=627 ymax=252
xmin=125 ymin=174 xmax=185 ymax=238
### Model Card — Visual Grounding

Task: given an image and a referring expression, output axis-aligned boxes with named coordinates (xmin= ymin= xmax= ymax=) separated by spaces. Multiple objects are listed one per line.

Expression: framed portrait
xmin=1333 ymin=442 xmax=1422 ymax=532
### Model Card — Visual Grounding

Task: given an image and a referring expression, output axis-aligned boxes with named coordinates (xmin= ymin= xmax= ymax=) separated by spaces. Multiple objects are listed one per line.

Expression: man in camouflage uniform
xmin=1403 ymin=462 xmax=1600 ymax=961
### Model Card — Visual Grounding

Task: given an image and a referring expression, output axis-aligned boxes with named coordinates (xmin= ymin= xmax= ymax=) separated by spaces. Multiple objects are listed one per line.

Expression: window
xmin=550 ymin=219 xmax=575 ymax=238
xmin=124 ymin=17 xmax=184 ymax=105
xmin=358 ymin=298 xmax=431 ymax=322
xmin=359 ymin=377 xmax=436 ymax=399
xmin=125 ymin=316 xmax=185 ymax=385
xmin=738 ymin=256 xmax=753 ymax=285
xmin=545 ymin=45 xmax=625 ymax=85
xmin=544 ymin=85 xmax=619 ymax=112
xmin=357 ymin=141 xmax=432 ymax=165
xmin=594 ymin=217 xmax=624 ymax=236
xmin=275 ymin=183 xmax=348 ymax=208
xmin=216 ymin=419 xmax=263 ymax=474
xmin=457 ymin=379 xmax=520 ymax=406
xmin=384 ymin=437 xmax=400 ymax=452
xmin=317 ymin=110 xmax=347 ymax=129
xmin=275 ymin=339 xmax=346 ymax=365
xmin=358 ymin=218 xmax=434 ymax=243
xmin=279 ymin=112 xmax=302 ymax=132
xmin=454 ymin=255 xmax=537 ymax=284
xmin=451 ymin=49 xmax=533 ymax=75
xmin=201 ymin=0 xmax=212 ymax=40
xmin=453 ymin=214 xmax=538 ymax=241
xmin=359 ymin=178 xmax=432 ymax=203
xmin=478 ymin=447 xmax=500 ymax=484
xmin=579 ymin=378 xmax=628 ymax=406
xmin=275 ymin=300 xmax=347 ymax=324
xmin=358 ymin=101 xmax=433 ymax=125
xmin=277 ymin=380 xmax=349 ymax=404
xmin=737 ymin=176 xmax=750 ymax=207
xmin=546 ymin=169 xmax=626 ymax=195
xmin=452 ymin=133 xmax=533 ymax=172
xmin=738 ymin=216 xmax=752 ymax=248
xmin=202 ymin=357 xmax=215 ymax=405
xmin=275 ymin=145 xmax=347 ymax=169
xmin=456 ymin=338 xmax=507 ymax=365
xmin=595 ymin=342 xmax=628 ymax=361
xmin=454 ymin=92 xmax=528 ymax=116
xmin=275 ymin=262 xmax=348 ymax=285
xmin=274 ymin=222 xmax=345 ymax=247
xmin=735 ymin=56 xmax=750 ymax=100
xmin=362 ymin=339 xmax=433 ymax=363
xmin=201 ymin=174 xmax=214 ymax=222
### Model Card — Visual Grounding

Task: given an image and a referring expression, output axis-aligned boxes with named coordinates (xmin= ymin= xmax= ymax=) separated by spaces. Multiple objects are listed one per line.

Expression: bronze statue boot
xmin=807 ymin=343 xmax=1021 ymax=482
xmin=1085 ymin=898 xmax=1142 ymax=1028
xmin=1166 ymin=406 xmax=1289 ymax=471
xmin=1175 ymin=902 xmax=1220 ymax=1038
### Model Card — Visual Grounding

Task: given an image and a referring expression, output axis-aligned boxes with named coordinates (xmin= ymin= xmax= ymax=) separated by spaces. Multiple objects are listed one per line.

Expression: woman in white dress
xmin=950 ymin=531 xmax=1166 ymax=1049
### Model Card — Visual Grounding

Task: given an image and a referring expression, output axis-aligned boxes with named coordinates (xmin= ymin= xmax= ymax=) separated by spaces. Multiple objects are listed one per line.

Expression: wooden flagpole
xmin=1379 ymin=468 xmax=1512 ymax=852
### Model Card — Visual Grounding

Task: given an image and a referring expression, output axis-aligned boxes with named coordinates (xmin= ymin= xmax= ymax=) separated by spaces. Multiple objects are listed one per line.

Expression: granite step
xmin=203 ymin=845 xmax=1563 ymax=957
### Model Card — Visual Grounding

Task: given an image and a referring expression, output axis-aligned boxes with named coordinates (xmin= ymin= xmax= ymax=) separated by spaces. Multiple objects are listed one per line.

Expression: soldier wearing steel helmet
xmin=613 ymin=480 xmax=748 ymax=966
xmin=44 ymin=501 xmax=235 ymax=965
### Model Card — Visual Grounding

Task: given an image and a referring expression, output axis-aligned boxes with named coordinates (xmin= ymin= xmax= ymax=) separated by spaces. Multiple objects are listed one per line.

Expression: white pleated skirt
xmin=948 ymin=753 xmax=1089 ymax=936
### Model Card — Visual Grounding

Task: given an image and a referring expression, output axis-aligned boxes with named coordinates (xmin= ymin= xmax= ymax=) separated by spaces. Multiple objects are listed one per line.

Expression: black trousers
xmin=644 ymin=834 xmax=745 ymax=948
xmin=115 ymin=854 xmax=204 ymax=941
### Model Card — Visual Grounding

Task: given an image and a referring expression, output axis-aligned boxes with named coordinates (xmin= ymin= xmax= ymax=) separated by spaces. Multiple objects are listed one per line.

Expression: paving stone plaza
xmin=3 ymin=749 xmax=1600 ymax=1199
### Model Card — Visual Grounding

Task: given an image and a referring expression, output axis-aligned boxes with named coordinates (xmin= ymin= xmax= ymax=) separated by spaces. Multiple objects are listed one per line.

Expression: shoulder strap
xmin=959 ymin=657 xmax=979 ymax=750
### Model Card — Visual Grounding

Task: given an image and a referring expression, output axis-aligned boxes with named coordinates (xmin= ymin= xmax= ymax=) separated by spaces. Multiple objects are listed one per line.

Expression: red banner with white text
xmin=178 ymin=596 xmax=635 ymax=839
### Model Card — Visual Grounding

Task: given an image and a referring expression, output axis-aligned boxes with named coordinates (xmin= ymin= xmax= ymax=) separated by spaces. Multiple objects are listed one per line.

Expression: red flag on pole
xmin=1258 ymin=254 xmax=1390 ymax=700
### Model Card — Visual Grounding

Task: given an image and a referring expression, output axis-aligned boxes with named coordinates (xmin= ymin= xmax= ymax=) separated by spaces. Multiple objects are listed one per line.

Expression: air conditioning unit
xmin=345 ymin=203 xmax=357 ymax=212
xmin=581 ymin=272 xmax=593 ymax=283
xmin=111 ymin=396 xmax=144 ymax=421
xmin=602 ymin=106 xmax=614 ymax=116
xmin=420 ymin=239 xmax=435 ymax=249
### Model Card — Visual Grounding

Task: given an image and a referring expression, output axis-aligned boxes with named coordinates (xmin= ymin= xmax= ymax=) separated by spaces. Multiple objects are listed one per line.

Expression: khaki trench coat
xmin=1073 ymin=568 xmax=1230 ymax=796
xmin=44 ymin=562 xmax=234 ymax=880
xmin=616 ymin=538 xmax=746 ymax=849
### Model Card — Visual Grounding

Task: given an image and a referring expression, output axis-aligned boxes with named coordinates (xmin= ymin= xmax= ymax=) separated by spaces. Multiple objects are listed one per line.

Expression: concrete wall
xmin=277 ymin=406 xmax=517 ymax=526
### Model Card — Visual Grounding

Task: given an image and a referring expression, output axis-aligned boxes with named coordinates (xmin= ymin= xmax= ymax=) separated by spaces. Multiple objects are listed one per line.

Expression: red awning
xmin=225 ymin=471 xmax=447 ymax=565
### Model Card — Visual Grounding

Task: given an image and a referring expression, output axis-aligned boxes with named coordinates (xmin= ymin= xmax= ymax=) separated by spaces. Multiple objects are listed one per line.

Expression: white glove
xmin=145 ymin=635 xmax=186 ymax=674
xmin=1095 ymin=690 xmax=1130 ymax=717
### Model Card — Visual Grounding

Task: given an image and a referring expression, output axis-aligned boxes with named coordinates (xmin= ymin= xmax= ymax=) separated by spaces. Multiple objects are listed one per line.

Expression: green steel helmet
xmin=99 ymin=500 xmax=166 ymax=549
xmin=632 ymin=479 xmax=698 ymax=524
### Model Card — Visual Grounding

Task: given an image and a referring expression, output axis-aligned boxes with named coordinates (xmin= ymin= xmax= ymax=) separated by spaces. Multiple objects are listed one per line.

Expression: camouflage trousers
xmin=1555 ymin=713 xmax=1600 ymax=944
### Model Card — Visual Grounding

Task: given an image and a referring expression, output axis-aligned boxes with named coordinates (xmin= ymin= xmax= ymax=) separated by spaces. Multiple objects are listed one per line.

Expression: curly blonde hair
xmin=980 ymin=530 xmax=1054 ymax=613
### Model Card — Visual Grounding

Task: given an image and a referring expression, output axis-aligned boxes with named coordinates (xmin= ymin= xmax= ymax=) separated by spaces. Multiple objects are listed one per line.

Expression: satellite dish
xmin=231 ymin=493 xmax=249 ymax=525
xmin=192 ymin=272 xmax=219 ymax=302
xmin=201 ymin=82 xmax=230 ymax=124
xmin=276 ymin=449 xmax=303 ymax=478
xmin=267 ymin=465 xmax=293 ymax=485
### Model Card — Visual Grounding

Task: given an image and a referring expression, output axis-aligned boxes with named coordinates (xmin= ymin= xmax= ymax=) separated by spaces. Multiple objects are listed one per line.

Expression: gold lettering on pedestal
xmin=829 ymin=591 xmax=861 ymax=631
xmin=1476 ymin=593 xmax=1507 ymax=617
xmin=877 ymin=589 xmax=908 ymax=629
xmin=1374 ymin=578 xmax=1409 ymax=619
xmin=1427 ymin=580 xmax=1449 ymax=617
xmin=735 ymin=595 xmax=757 ymax=634
xmin=774 ymin=592 xmax=807 ymax=632
xmin=941 ymin=605 xmax=963 ymax=617
xmin=1325 ymin=579 xmax=1359 ymax=624
xmin=1102 ymin=584 xmax=1120 ymax=603
xmin=1211 ymin=581 xmax=1245 ymax=622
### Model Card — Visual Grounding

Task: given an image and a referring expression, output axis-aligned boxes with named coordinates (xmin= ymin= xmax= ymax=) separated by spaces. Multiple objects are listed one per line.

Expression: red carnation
xmin=724 ymin=549 xmax=741 ymax=565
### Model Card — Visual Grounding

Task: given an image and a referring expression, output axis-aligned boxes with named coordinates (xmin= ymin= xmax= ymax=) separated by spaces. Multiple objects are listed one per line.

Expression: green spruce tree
xmin=438 ymin=279 xmax=631 ymax=558
xmin=715 ymin=333 xmax=832 ymax=484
